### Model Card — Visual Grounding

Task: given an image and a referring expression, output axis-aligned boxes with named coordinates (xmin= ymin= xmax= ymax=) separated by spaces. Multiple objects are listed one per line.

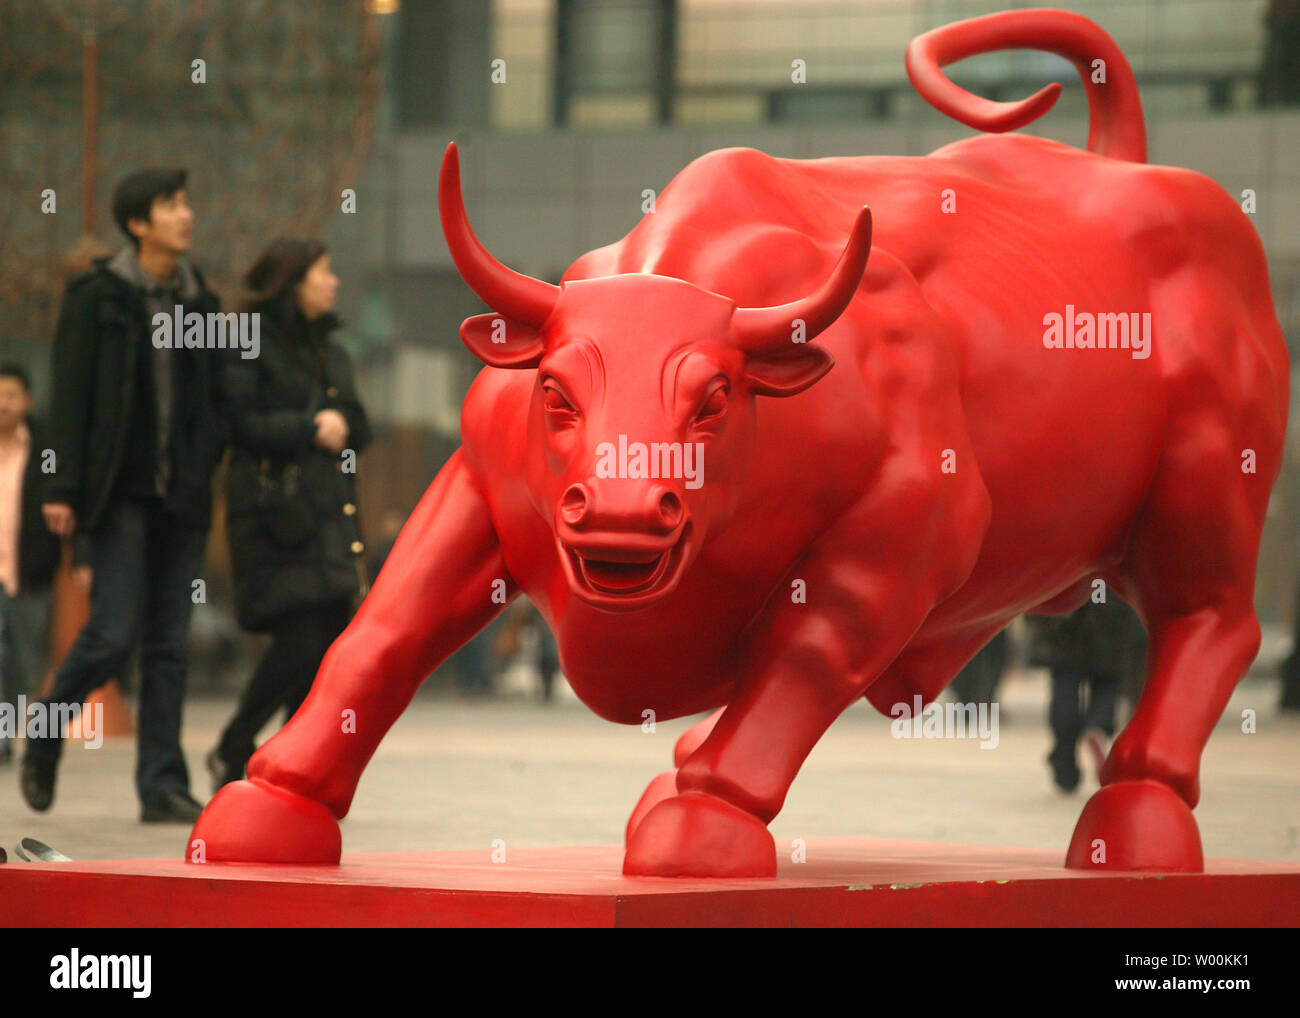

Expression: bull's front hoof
xmin=1065 ymin=779 xmax=1203 ymax=872
xmin=623 ymin=791 xmax=776 ymax=877
xmin=626 ymin=769 xmax=679 ymax=845
xmin=186 ymin=778 xmax=342 ymax=865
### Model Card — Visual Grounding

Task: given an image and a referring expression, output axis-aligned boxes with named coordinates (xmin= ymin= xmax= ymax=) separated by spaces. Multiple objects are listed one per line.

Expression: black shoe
xmin=205 ymin=747 xmax=245 ymax=796
xmin=1049 ymin=756 xmax=1080 ymax=794
xmin=19 ymin=749 xmax=58 ymax=812
xmin=141 ymin=789 xmax=205 ymax=824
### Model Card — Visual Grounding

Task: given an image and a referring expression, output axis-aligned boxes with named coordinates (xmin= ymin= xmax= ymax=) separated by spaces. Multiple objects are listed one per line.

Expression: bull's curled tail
xmin=906 ymin=8 xmax=1147 ymax=163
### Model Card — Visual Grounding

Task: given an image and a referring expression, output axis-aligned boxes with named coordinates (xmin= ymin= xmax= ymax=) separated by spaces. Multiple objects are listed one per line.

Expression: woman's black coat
xmin=222 ymin=309 xmax=372 ymax=632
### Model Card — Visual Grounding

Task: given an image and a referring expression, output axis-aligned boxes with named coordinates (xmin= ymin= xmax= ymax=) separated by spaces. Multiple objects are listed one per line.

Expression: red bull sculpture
xmin=191 ymin=9 xmax=1289 ymax=877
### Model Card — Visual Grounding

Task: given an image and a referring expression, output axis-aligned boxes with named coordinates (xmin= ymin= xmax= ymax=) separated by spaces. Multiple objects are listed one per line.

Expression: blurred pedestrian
xmin=452 ymin=627 xmax=494 ymax=697
xmin=1028 ymin=595 xmax=1147 ymax=793
xmin=497 ymin=598 xmax=561 ymax=702
xmin=948 ymin=628 xmax=1008 ymax=705
xmin=0 ymin=365 xmax=61 ymax=764
xmin=368 ymin=507 xmax=408 ymax=580
xmin=22 ymin=168 xmax=225 ymax=822
xmin=1259 ymin=0 xmax=1300 ymax=107
xmin=208 ymin=237 xmax=372 ymax=792
xmin=1276 ymin=570 xmax=1300 ymax=710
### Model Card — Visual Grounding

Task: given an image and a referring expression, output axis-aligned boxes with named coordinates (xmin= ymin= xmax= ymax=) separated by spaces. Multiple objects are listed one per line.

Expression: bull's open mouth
xmin=574 ymin=547 xmax=672 ymax=594
xmin=558 ymin=524 xmax=690 ymax=609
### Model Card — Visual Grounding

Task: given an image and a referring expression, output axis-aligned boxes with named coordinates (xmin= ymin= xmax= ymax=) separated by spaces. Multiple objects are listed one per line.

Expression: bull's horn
xmin=439 ymin=143 xmax=559 ymax=327
xmin=732 ymin=206 xmax=872 ymax=353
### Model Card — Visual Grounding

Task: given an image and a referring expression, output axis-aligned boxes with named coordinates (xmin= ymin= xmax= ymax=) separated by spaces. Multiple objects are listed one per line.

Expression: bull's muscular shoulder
xmin=577 ymin=147 xmax=833 ymax=300
xmin=853 ymin=247 xmax=962 ymax=405
xmin=459 ymin=366 xmax=530 ymax=483
xmin=661 ymin=147 xmax=795 ymax=221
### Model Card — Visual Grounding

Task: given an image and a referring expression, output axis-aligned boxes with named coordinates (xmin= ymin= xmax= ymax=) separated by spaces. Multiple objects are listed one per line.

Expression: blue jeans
xmin=0 ymin=585 xmax=52 ymax=754
xmin=28 ymin=496 xmax=207 ymax=806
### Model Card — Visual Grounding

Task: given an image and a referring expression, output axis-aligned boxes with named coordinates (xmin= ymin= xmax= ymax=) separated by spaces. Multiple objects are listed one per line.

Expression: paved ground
xmin=2 ymin=671 xmax=1297 ymax=865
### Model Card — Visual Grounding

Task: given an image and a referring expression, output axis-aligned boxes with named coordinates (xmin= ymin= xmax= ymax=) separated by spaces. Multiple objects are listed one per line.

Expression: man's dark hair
xmin=111 ymin=168 xmax=188 ymax=246
xmin=0 ymin=363 xmax=31 ymax=392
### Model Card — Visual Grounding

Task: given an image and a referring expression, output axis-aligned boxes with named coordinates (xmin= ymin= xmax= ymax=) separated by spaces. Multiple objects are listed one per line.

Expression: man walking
xmin=0 ymin=364 xmax=61 ymax=764
xmin=22 ymin=168 xmax=226 ymax=822
xmin=1028 ymin=597 xmax=1148 ymax=793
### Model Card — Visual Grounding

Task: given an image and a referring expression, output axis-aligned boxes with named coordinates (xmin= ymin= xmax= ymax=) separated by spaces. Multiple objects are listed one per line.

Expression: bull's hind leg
xmin=1066 ymin=410 xmax=1276 ymax=872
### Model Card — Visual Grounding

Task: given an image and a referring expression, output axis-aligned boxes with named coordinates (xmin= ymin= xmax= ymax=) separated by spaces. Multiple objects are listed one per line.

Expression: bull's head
xmin=440 ymin=143 xmax=871 ymax=611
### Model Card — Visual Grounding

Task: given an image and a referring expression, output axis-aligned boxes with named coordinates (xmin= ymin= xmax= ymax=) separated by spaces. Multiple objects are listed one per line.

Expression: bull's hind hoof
xmin=623 ymin=791 xmax=776 ymax=877
xmin=186 ymin=778 xmax=342 ymax=864
xmin=626 ymin=769 xmax=679 ymax=844
xmin=1065 ymin=779 xmax=1203 ymax=872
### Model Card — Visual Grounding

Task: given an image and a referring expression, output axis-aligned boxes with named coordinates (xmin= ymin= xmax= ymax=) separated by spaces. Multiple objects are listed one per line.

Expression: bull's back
xmin=580 ymin=145 xmax=1166 ymax=569
xmin=563 ymin=139 xmax=1285 ymax=618
xmin=880 ymin=135 xmax=1286 ymax=618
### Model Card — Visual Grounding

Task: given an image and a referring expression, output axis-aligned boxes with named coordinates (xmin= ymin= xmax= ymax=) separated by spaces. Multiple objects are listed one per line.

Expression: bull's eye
xmin=693 ymin=383 xmax=728 ymax=426
xmin=542 ymin=382 xmax=577 ymax=416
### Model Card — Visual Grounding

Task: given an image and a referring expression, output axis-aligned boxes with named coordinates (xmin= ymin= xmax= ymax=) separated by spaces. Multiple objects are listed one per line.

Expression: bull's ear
xmin=744 ymin=346 xmax=834 ymax=397
xmin=460 ymin=313 xmax=546 ymax=368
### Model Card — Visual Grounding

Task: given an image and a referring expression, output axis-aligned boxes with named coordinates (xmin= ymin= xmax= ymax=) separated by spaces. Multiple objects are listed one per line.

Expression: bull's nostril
xmin=658 ymin=491 xmax=683 ymax=527
xmin=561 ymin=484 xmax=589 ymax=524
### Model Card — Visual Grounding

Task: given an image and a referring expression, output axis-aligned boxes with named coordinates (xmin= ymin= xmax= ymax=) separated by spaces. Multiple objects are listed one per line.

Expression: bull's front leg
xmin=188 ymin=451 xmax=515 ymax=863
xmin=623 ymin=387 xmax=990 ymax=878
xmin=623 ymin=550 xmax=941 ymax=877
xmin=624 ymin=708 xmax=724 ymax=844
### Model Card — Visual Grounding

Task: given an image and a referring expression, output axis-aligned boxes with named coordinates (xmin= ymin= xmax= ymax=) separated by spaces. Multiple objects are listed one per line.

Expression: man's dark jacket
xmin=18 ymin=417 xmax=62 ymax=592
xmin=47 ymin=256 xmax=226 ymax=532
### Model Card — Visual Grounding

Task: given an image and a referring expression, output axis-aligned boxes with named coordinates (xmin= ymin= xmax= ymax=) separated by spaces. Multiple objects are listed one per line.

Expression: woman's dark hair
xmin=237 ymin=237 xmax=328 ymax=324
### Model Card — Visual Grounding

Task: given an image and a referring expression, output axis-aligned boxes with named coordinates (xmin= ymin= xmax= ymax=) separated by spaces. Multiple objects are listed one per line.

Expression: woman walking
xmin=208 ymin=237 xmax=372 ymax=790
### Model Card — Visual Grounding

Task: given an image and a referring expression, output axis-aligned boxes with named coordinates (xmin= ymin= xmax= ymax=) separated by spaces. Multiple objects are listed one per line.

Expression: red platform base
xmin=2 ymin=839 xmax=1297 ymax=927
